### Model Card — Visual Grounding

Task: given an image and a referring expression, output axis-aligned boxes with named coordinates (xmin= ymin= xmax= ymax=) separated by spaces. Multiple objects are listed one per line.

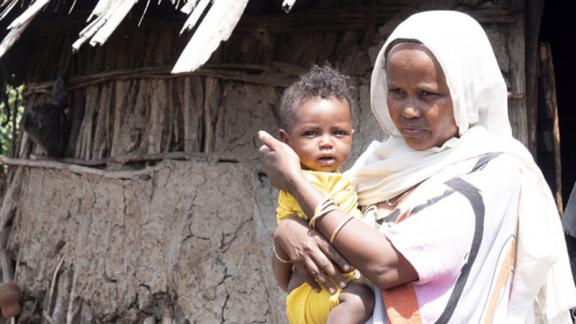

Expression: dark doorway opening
xmin=540 ymin=1 xmax=576 ymax=207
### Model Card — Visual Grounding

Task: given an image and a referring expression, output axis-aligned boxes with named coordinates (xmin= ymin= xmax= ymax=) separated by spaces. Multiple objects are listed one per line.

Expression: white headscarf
xmin=347 ymin=10 xmax=576 ymax=322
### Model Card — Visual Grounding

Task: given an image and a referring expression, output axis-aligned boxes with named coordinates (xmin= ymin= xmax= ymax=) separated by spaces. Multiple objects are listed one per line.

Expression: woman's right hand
xmin=274 ymin=216 xmax=352 ymax=294
xmin=258 ymin=130 xmax=302 ymax=193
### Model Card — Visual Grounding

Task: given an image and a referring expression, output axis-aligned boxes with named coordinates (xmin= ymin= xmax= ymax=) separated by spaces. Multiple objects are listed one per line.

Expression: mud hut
xmin=0 ymin=0 xmax=553 ymax=322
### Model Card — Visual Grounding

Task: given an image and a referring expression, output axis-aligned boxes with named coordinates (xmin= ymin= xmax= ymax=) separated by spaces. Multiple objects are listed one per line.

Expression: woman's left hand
xmin=274 ymin=217 xmax=351 ymax=294
xmin=258 ymin=130 xmax=302 ymax=192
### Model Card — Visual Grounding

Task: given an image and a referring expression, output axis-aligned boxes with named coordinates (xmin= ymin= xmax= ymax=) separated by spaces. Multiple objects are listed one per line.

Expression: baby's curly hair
xmin=279 ymin=64 xmax=356 ymax=129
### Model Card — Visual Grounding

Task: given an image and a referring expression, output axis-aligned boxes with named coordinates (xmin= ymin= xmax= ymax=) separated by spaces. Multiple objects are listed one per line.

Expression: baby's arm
xmin=328 ymin=281 xmax=374 ymax=324
xmin=272 ymin=243 xmax=292 ymax=291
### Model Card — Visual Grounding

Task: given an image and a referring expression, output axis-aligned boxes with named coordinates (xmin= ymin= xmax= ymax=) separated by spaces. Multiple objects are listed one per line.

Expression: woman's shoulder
xmin=432 ymin=153 xmax=524 ymax=209
xmin=464 ymin=152 xmax=522 ymax=180
xmin=435 ymin=152 xmax=522 ymax=182
xmin=415 ymin=152 xmax=523 ymax=203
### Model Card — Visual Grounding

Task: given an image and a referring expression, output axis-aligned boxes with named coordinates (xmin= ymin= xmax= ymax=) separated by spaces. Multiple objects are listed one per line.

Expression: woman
xmin=259 ymin=10 xmax=576 ymax=323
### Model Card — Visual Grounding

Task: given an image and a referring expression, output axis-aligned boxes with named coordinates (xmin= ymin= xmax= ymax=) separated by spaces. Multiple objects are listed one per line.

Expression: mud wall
xmin=4 ymin=160 xmax=282 ymax=323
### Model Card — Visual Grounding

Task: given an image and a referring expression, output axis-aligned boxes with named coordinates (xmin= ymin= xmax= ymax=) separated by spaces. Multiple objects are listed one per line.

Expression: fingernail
xmin=328 ymin=288 xmax=335 ymax=294
xmin=339 ymin=281 xmax=347 ymax=288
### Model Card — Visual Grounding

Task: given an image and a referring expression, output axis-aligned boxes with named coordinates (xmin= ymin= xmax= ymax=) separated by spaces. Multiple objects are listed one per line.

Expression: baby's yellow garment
xmin=276 ymin=170 xmax=362 ymax=222
xmin=286 ymin=283 xmax=341 ymax=324
xmin=276 ymin=170 xmax=363 ymax=323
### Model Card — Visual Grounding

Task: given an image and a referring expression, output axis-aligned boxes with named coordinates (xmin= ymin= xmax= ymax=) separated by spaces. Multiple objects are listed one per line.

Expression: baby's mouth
xmin=318 ymin=156 xmax=336 ymax=164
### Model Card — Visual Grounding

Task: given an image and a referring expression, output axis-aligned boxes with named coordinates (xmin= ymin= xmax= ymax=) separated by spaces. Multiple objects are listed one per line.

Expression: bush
xmin=0 ymin=84 xmax=24 ymax=172
xmin=0 ymin=85 xmax=24 ymax=155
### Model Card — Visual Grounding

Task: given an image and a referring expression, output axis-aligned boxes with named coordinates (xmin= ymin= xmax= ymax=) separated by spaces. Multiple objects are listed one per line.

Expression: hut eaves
xmin=0 ymin=0 xmax=250 ymax=73
xmin=282 ymin=0 xmax=297 ymax=12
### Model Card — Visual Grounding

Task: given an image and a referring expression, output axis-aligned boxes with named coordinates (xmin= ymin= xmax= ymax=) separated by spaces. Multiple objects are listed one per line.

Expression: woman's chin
xmin=404 ymin=138 xmax=433 ymax=151
xmin=403 ymin=132 xmax=457 ymax=151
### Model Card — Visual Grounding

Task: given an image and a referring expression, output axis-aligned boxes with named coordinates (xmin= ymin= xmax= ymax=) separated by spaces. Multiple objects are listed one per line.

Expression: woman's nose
xmin=401 ymin=100 xmax=422 ymax=119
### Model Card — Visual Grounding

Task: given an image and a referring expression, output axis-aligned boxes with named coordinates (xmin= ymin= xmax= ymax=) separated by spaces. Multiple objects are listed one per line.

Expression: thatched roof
xmin=0 ymin=0 xmax=522 ymax=80
xmin=0 ymin=0 xmax=274 ymax=73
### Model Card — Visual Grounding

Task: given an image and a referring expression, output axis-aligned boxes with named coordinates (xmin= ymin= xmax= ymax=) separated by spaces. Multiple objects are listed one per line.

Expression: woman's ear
xmin=278 ymin=129 xmax=290 ymax=144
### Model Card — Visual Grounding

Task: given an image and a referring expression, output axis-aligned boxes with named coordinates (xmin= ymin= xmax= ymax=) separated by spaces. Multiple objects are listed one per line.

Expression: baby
xmin=271 ymin=65 xmax=374 ymax=324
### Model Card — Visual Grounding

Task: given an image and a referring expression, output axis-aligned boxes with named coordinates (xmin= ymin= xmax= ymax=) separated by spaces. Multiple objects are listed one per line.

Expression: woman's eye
xmin=420 ymin=91 xmax=440 ymax=98
xmin=388 ymin=88 xmax=405 ymax=98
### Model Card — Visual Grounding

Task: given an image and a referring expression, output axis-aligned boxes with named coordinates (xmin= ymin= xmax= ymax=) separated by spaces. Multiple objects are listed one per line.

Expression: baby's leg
xmin=327 ymin=281 xmax=374 ymax=324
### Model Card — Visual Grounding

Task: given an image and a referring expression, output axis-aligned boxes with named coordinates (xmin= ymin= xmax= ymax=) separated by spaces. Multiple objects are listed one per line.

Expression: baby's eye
xmin=302 ymin=130 xmax=317 ymax=137
xmin=334 ymin=129 xmax=349 ymax=136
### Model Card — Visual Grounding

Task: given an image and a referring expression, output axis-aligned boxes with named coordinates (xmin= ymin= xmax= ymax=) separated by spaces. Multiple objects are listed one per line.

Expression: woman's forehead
xmin=385 ymin=44 xmax=445 ymax=77
xmin=386 ymin=42 xmax=435 ymax=63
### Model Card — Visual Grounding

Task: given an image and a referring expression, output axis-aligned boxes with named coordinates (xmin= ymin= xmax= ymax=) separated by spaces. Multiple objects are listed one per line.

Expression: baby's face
xmin=280 ymin=96 xmax=353 ymax=172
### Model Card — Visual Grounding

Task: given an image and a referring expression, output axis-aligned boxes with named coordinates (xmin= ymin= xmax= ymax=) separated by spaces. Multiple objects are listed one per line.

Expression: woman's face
xmin=385 ymin=43 xmax=458 ymax=150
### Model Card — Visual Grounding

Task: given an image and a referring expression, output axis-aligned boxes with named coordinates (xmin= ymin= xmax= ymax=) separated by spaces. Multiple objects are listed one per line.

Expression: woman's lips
xmin=401 ymin=127 xmax=427 ymax=137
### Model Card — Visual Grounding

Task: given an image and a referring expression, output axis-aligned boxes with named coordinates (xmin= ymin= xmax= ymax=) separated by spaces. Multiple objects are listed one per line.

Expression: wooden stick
xmin=5 ymin=152 xmax=241 ymax=166
xmin=0 ymin=153 xmax=241 ymax=177
xmin=0 ymin=244 xmax=12 ymax=282
xmin=42 ymin=311 xmax=55 ymax=324
xmin=0 ymin=167 xmax=23 ymax=282
xmin=0 ymin=167 xmax=21 ymax=228
xmin=110 ymin=80 xmax=129 ymax=157
xmin=10 ymin=85 xmax=19 ymax=158
xmin=46 ymin=256 xmax=65 ymax=318
xmin=0 ymin=155 xmax=152 ymax=179
xmin=52 ymin=265 xmax=71 ymax=324
xmin=23 ymin=63 xmax=302 ymax=95
xmin=65 ymin=265 xmax=78 ymax=324
xmin=13 ymin=248 xmax=21 ymax=282
xmin=540 ymin=43 xmax=563 ymax=214
xmin=203 ymin=78 xmax=216 ymax=153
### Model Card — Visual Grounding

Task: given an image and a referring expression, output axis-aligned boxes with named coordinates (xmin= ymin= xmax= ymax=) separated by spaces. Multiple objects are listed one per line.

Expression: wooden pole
xmin=524 ymin=0 xmax=546 ymax=156
xmin=540 ymin=43 xmax=563 ymax=214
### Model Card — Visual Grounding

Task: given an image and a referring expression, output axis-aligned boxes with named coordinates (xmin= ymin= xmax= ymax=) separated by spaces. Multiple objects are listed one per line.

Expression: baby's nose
xmin=319 ymin=134 xmax=334 ymax=147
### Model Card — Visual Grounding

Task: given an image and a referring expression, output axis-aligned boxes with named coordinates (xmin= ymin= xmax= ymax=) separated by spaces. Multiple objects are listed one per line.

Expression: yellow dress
xmin=276 ymin=170 xmax=363 ymax=324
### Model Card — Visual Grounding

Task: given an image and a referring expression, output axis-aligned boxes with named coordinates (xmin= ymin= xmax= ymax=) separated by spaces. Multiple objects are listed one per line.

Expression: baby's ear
xmin=351 ymin=128 xmax=355 ymax=136
xmin=278 ymin=129 xmax=290 ymax=144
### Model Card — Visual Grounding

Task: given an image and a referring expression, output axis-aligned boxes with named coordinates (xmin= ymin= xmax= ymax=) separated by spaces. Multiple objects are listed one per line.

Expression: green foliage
xmin=0 ymin=84 xmax=25 ymax=158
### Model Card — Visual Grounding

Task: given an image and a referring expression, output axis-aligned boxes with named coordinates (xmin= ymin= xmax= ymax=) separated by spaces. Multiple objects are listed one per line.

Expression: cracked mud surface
xmin=7 ymin=160 xmax=284 ymax=323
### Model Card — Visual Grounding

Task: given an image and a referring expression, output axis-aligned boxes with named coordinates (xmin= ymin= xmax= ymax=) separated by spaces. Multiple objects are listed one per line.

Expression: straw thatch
xmin=0 ymin=0 xmax=250 ymax=73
